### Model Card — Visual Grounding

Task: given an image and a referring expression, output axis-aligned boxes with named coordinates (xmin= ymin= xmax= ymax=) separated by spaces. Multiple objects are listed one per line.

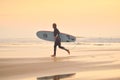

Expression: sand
xmin=0 ymin=43 xmax=120 ymax=80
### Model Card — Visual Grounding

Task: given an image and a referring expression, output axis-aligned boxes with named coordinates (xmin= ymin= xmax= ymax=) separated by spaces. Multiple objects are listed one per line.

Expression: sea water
xmin=0 ymin=37 xmax=120 ymax=58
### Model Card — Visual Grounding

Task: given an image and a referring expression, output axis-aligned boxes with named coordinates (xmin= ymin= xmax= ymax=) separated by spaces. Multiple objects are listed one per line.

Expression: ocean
xmin=0 ymin=37 xmax=120 ymax=44
xmin=0 ymin=37 xmax=120 ymax=58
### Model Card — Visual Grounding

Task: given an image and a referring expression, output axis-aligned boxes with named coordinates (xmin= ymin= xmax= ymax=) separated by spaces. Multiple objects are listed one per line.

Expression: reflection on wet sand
xmin=37 ymin=73 xmax=75 ymax=80
xmin=99 ymin=77 xmax=120 ymax=80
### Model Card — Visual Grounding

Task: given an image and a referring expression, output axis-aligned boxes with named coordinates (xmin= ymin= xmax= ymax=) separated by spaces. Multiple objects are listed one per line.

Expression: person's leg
xmin=58 ymin=42 xmax=70 ymax=54
xmin=51 ymin=41 xmax=58 ymax=57
xmin=54 ymin=42 xmax=57 ymax=56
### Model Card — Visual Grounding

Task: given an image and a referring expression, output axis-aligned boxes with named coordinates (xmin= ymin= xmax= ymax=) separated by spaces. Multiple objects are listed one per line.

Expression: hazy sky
xmin=0 ymin=0 xmax=120 ymax=39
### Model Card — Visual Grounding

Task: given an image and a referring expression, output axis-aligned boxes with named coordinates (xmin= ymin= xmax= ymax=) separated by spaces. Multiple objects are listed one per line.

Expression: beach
xmin=0 ymin=40 xmax=120 ymax=80
xmin=1 ymin=0 xmax=120 ymax=79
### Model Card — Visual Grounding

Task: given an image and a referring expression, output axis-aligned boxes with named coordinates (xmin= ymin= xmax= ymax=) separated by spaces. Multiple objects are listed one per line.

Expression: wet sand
xmin=0 ymin=43 xmax=120 ymax=80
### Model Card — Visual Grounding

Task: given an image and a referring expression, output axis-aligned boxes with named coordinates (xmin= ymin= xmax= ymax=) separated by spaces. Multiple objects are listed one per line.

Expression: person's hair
xmin=53 ymin=23 xmax=57 ymax=28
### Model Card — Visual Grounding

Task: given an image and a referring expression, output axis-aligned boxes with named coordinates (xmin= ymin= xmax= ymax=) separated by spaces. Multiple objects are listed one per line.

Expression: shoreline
xmin=0 ymin=42 xmax=120 ymax=80
xmin=0 ymin=51 xmax=120 ymax=80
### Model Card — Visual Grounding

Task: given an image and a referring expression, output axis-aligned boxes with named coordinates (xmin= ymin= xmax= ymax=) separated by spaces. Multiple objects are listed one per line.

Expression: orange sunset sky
xmin=0 ymin=0 xmax=120 ymax=39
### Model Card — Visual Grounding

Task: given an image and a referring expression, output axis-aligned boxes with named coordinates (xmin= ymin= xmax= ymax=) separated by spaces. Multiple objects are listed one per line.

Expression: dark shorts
xmin=55 ymin=38 xmax=61 ymax=46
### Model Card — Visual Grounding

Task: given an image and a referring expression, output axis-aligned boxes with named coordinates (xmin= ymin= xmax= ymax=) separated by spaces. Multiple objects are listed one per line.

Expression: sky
xmin=0 ymin=0 xmax=120 ymax=39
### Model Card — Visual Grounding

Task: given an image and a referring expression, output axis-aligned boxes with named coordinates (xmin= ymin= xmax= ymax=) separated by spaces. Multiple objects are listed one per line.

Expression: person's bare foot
xmin=51 ymin=55 xmax=56 ymax=57
xmin=67 ymin=50 xmax=70 ymax=55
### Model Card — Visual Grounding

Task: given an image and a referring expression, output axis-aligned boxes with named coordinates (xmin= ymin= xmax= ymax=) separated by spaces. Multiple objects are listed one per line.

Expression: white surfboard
xmin=36 ymin=31 xmax=76 ymax=42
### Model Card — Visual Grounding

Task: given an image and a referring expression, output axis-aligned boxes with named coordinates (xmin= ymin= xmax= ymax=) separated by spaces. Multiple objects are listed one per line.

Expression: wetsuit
xmin=53 ymin=28 xmax=68 ymax=56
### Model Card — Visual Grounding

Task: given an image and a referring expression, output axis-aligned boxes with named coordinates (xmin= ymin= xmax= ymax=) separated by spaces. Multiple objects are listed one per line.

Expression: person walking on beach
xmin=51 ymin=23 xmax=70 ymax=57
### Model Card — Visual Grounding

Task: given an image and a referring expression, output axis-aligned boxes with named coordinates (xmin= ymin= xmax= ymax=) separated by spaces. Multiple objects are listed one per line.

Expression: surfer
xmin=51 ymin=23 xmax=70 ymax=57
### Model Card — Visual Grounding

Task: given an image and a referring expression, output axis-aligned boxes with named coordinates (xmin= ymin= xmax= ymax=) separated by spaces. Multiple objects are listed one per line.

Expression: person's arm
xmin=54 ymin=29 xmax=60 ymax=40
xmin=54 ymin=34 xmax=58 ymax=40
xmin=54 ymin=30 xmax=57 ymax=40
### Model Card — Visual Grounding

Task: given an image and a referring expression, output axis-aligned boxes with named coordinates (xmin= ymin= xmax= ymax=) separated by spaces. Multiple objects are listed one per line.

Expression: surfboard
xmin=36 ymin=31 xmax=76 ymax=42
